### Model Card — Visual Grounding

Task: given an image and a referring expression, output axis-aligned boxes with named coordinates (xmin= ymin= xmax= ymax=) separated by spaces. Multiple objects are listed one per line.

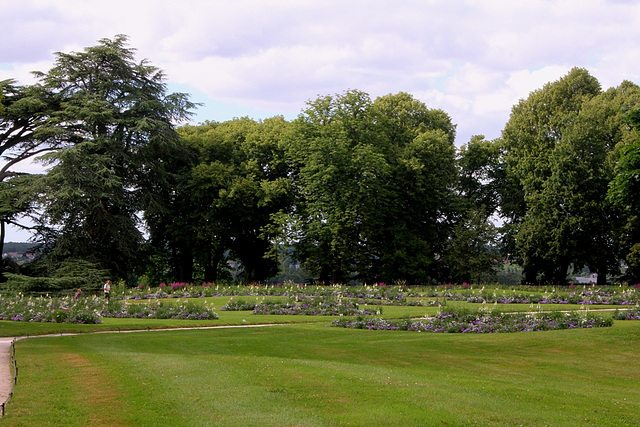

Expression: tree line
xmin=1 ymin=36 xmax=640 ymax=288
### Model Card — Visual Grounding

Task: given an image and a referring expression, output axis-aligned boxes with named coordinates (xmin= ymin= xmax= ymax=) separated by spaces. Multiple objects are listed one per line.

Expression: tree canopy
xmin=31 ymin=35 xmax=196 ymax=280
xmin=3 ymin=38 xmax=640 ymax=288
xmin=0 ymin=79 xmax=60 ymax=257
xmin=284 ymin=90 xmax=457 ymax=284
xmin=501 ymin=68 xmax=640 ymax=284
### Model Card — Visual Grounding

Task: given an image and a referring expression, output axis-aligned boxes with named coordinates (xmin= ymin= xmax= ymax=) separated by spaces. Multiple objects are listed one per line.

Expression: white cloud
xmin=3 ymin=0 xmax=640 ymax=146
xmin=5 ymin=0 xmax=640 ymax=240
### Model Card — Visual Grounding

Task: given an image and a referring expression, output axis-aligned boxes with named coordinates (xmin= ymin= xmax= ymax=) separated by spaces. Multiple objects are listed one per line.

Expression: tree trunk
xmin=0 ymin=221 xmax=4 ymax=282
xmin=173 ymin=246 xmax=194 ymax=283
xmin=0 ymin=220 xmax=4 ymax=262
xmin=204 ymin=247 xmax=225 ymax=283
xmin=523 ymin=266 xmax=538 ymax=285
xmin=555 ymin=262 xmax=569 ymax=286
xmin=596 ymin=262 xmax=608 ymax=287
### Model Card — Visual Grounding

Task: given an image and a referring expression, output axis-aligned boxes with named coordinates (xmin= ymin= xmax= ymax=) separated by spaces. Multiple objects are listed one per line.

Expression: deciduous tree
xmin=502 ymin=68 xmax=640 ymax=285
xmin=609 ymin=107 xmax=640 ymax=282
xmin=177 ymin=116 xmax=292 ymax=283
xmin=285 ymin=90 xmax=457 ymax=284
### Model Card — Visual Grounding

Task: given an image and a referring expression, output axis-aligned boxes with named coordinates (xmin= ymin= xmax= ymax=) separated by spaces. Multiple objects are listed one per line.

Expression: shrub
xmin=331 ymin=306 xmax=613 ymax=333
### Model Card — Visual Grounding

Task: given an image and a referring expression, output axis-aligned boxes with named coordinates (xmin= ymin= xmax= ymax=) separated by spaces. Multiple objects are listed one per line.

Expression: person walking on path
xmin=103 ymin=280 xmax=111 ymax=300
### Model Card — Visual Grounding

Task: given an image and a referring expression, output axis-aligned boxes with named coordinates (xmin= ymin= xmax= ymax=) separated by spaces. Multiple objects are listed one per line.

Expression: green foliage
xmin=496 ymin=262 xmax=524 ymax=285
xmin=502 ymin=68 xmax=640 ymax=284
xmin=52 ymin=259 xmax=111 ymax=289
xmin=443 ymin=135 xmax=503 ymax=283
xmin=0 ymin=79 xmax=60 ymax=181
xmin=1 ymin=258 xmax=109 ymax=293
xmin=284 ymin=90 xmax=457 ymax=284
xmin=609 ymin=108 xmax=640 ymax=212
xmin=0 ymin=79 xmax=61 ymax=259
xmin=441 ymin=208 xmax=499 ymax=283
xmin=1 ymin=273 xmax=80 ymax=293
xmin=174 ymin=116 xmax=292 ymax=283
xmin=31 ymin=35 xmax=196 ymax=281
xmin=608 ymin=108 xmax=640 ymax=282
xmin=456 ymin=135 xmax=505 ymax=212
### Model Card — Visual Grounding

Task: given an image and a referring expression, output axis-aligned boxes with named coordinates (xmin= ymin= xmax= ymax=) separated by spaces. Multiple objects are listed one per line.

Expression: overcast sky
xmin=3 ymin=0 xmax=640 ymax=240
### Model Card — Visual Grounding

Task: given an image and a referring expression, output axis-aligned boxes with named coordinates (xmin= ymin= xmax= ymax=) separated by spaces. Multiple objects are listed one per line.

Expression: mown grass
xmin=3 ymin=319 xmax=640 ymax=426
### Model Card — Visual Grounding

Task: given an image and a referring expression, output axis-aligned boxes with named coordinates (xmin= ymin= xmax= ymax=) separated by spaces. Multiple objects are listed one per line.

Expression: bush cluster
xmin=331 ymin=307 xmax=614 ymax=333
xmin=253 ymin=297 xmax=380 ymax=316
xmin=0 ymin=294 xmax=218 ymax=323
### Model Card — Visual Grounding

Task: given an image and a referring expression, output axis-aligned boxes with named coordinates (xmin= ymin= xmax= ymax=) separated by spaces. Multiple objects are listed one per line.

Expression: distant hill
xmin=4 ymin=242 xmax=37 ymax=253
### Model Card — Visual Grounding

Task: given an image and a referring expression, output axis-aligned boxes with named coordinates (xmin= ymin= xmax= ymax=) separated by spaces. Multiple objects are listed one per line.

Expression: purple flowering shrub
xmin=253 ymin=297 xmax=380 ymax=316
xmin=0 ymin=294 xmax=218 ymax=323
xmin=331 ymin=306 xmax=613 ymax=333
xmin=612 ymin=306 xmax=640 ymax=320
xmin=0 ymin=294 xmax=103 ymax=324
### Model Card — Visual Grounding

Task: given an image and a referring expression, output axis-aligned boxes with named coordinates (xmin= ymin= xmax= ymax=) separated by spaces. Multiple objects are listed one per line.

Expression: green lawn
xmin=3 ymin=318 xmax=639 ymax=426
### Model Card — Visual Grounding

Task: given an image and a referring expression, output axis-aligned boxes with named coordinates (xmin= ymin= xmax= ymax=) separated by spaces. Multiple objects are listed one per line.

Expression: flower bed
xmin=102 ymin=299 xmax=218 ymax=320
xmin=253 ymin=297 xmax=379 ymax=316
xmin=612 ymin=306 xmax=640 ymax=320
xmin=220 ymin=298 xmax=258 ymax=311
xmin=119 ymin=283 xmax=640 ymax=307
xmin=331 ymin=307 xmax=613 ymax=333
xmin=0 ymin=294 xmax=218 ymax=323
xmin=0 ymin=294 xmax=103 ymax=324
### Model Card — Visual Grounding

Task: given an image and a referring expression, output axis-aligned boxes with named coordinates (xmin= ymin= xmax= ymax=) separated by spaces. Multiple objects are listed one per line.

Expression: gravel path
xmin=0 ymin=338 xmax=14 ymax=402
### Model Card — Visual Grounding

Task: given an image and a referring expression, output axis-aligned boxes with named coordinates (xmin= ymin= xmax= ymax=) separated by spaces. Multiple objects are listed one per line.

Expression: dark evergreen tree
xmin=33 ymin=35 xmax=196 ymax=281
xmin=0 ymin=79 xmax=60 ymax=259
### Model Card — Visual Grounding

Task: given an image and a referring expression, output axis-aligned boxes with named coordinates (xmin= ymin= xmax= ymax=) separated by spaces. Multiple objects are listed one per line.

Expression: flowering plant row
xmin=612 ymin=306 xmax=640 ymax=320
xmin=331 ymin=307 xmax=614 ymax=333
xmin=102 ymin=299 xmax=218 ymax=320
xmin=252 ymin=297 xmax=380 ymax=316
xmin=220 ymin=298 xmax=258 ymax=311
xmin=0 ymin=294 xmax=218 ymax=324
xmin=120 ymin=282 xmax=640 ymax=306
xmin=415 ymin=286 xmax=640 ymax=306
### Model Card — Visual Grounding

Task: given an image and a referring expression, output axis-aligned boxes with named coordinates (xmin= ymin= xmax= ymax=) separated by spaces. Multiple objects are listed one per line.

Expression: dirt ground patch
xmin=62 ymin=352 xmax=129 ymax=426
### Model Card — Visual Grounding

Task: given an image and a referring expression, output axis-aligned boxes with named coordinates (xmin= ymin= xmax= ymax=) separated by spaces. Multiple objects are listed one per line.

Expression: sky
xmin=2 ymin=0 xmax=640 ymax=241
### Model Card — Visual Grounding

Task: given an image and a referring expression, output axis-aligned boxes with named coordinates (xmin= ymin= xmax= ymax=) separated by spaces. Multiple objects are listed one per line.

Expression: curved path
xmin=0 ymin=337 xmax=13 ymax=402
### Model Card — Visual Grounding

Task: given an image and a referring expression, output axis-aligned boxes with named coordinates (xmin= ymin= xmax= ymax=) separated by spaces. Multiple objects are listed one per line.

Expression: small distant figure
xmin=74 ymin=288 xmax=82 ymax=299
xmin=103 ymin=280 xmax=111 ymax=300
